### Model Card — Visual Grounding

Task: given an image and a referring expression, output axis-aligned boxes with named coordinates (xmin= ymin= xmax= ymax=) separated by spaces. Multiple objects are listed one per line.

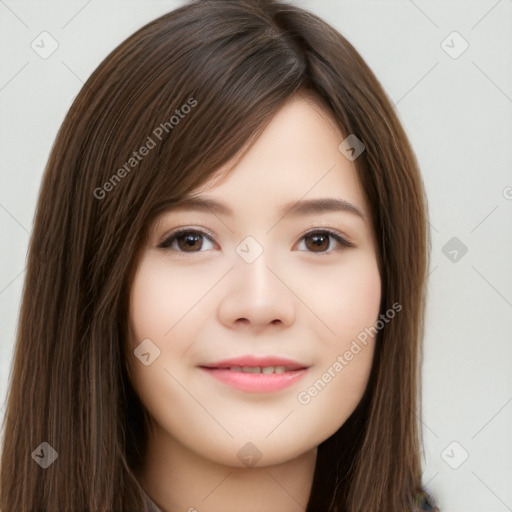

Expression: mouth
xmin=202 ymin=365 xmax=301 ymax=374
xmin=199 ymin=355 xmax=310 ymax=393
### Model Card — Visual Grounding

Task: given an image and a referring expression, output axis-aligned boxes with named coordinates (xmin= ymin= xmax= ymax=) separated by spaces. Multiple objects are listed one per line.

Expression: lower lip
xmin=199 ymin=367 xmax=309 ymax=393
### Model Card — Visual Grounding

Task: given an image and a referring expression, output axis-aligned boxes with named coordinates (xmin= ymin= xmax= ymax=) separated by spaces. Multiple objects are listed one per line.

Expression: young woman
xmin=0 ymin=0 xmax=438 ymax=511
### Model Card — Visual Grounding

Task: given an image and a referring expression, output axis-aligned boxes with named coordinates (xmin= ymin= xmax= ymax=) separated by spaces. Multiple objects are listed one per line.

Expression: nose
xmin=216 ymin=244 xmax=295 ymax=333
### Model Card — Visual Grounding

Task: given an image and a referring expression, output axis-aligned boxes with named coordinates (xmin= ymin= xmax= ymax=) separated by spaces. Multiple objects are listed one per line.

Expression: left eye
xmin=157 ymin=229 xmax=353 ymax=254
xmin=297 ymin=229 xmax=354 ymax=253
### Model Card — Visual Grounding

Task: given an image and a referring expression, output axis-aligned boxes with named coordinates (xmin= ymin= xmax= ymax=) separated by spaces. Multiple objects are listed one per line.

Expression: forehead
xmin=144 ymin=94 xmax=381 ymax=268
xmin=188 ymin=94 xmax=366 ymax=206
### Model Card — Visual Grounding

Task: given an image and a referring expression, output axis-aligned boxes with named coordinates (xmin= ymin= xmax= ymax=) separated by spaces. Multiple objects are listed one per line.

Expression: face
xmin=126 ymin=94 xmax=382 ymax=468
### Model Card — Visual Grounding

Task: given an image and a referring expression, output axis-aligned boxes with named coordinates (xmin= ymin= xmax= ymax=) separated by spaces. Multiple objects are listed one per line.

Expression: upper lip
xmin=200 ymin=355 xmax=309 ymax=370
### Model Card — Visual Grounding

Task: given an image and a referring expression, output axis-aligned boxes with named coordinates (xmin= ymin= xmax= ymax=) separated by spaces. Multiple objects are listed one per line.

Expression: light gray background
xmin=1 ymin=1 xmax=511 ymax=511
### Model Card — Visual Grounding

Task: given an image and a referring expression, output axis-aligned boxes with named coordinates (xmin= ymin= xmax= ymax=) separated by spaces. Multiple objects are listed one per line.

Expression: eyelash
xmin=156 ymin=227 xmax=355 ymax=254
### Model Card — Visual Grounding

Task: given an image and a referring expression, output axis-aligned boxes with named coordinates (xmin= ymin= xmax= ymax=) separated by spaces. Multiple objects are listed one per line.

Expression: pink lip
xmin=199 ymin=355 xmax=310 ymax=393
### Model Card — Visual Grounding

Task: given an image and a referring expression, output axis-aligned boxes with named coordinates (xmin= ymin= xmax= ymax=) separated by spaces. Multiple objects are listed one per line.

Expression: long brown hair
xmin=0 ymin=0 xmax=436 ymax=510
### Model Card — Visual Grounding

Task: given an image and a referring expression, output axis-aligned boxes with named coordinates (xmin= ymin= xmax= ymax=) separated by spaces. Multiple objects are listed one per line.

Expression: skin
xmin=126 ymin=92 xmax=382 ymax=512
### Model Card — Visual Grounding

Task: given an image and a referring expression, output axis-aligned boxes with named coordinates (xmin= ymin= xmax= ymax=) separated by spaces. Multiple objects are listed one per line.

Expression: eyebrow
xmin=163 ymin=195 xmax=366 ymax=221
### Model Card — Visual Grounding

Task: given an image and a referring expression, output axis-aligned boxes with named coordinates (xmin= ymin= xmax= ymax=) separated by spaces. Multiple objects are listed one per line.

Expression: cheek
xmin=339 ymin=260 xmax=382 ymax=337
xmin=290 ymin=252 xmax=382 ymax=342
xmin=291 ymin=254 xmax=381 ymax=438
xmin=126 ymin=259 xmax=194 ymax=402
xmin=129 ymin=261 xmax=167 ymax=342
xmin=294 ymin=350 xmax=375 ymax=447
xmin=126 ymin=256 xmax=221 ymax=411
xmin=126 ymin=260 xmax=200 ymax=434
xmin=128 ymin=257 xmax=214 ymax=345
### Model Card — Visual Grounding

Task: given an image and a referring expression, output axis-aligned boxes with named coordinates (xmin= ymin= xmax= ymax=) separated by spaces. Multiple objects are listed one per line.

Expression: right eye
xmin=157 ymin=228 xmax=216 ymax=253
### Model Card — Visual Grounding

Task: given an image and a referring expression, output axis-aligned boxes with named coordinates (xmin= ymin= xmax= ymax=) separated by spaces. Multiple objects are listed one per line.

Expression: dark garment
xmin=413 ymin=489 xmax=439 ymax=511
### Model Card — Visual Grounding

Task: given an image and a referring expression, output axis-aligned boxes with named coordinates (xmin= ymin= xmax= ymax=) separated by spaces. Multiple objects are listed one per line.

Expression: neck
xmin=137 ymin=424 xmax=317 ymax=512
